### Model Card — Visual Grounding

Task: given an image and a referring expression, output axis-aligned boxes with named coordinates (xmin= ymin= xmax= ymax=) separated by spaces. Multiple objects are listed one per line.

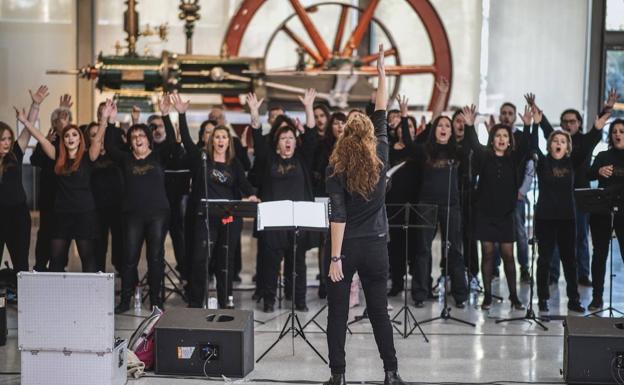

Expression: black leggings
xmin=481 ymin=241 xmax=518 ymax=301
xmin=167 ymin=193 xmax=188 ymax=275
xmin=120 ymin=211 xmax=169 ymax=304
xmin=189 ymin=215 xmax=241 ymax=308
xmin=49 ymin=238 xmax=96 ymax=273
xmin=34 ymin=208 xmax=55 ymax=271
xmin=535 ymin=218 xmax=579 ymax=302
xmin=0 ymin=204 xmax=31 ymax=272
xmin=260 ymin=231 xmax=307 ymax=307
xmin=95 ymin=206 xmax=123 ymax=272
xmin=589 ymin=213 xmax=624 ymax=300
xmin=327 ymin=237 xmax=397 ymax=374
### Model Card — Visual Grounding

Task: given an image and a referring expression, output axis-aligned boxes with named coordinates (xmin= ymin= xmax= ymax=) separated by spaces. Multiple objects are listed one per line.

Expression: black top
xmin=312 ymin=136 xmax=336 ymax=197
xmin=31 ymin=139 xmax=59 ymax=210
xmin=251 ymin=122 xmax=317 ymax=203
xmin=91 ymin=153 xmax=124 ymax=209
xmin=104 ymin=116 xmax=175 ymax=213
xmin=54 ymin=155 xmax=96 ymax=213
xmin=178 ymin=113 xmax=256 ymax=208
xmin=532 ymin=122 xmax=592 ymax=220
xmin=588 ymin=148 xmax=624 ymax=190
xmin=539 ymin=113 xmax=602 ymax=189
xmin=0 ymin=144 xmax=26 ymax=207
xmin=326 ymin=110 xmax=389 ymax=240
xmin=464 ymin=124 xmax=530 ymax=217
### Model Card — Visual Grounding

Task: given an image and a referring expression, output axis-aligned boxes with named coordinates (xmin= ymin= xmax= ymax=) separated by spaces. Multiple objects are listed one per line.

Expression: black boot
xmin=384 ymin=370 xmax=406 ymax=385
xmin=323 ymin=373 xmax=346 ymax=385
xmin=115 ymin=289 xmax=132 ymax=314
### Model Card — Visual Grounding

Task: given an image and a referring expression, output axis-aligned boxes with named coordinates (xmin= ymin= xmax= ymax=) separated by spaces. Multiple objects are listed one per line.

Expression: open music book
xmin=257 ymin=200 xmax=328 ymax=230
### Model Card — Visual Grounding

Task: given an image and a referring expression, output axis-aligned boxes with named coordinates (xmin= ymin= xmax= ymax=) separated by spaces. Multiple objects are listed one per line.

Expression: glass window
xmin=606 ymin=0 xmax=624 ymax=31
xmin=605 ymin=49 xmax=624 ymax=119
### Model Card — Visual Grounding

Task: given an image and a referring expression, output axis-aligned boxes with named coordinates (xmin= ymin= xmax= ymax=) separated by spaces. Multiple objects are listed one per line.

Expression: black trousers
xmin=260 ymin=231 xmax=307 ymax=307
xmin=535 ymin=218 xmax=580 ymax=302
xmin=589 ymin=213 xmax=624 ymax=300
xmin=167 ymin=193 xmax=188 ymax=276
xmin=413 ymin=205 xmax=468 ymax=302
xmin=189 ymin=214 xmax=241 ymax=308
xmin=0 ymin=204 xmax=30 ymax=272
xmin=120 ymin=210 xmax=169 ymax=304
xmin=95 ymin=206 xmax=123 ymax=273
xmin=461 ymin=199 xmax=479 ymax=278
xmin=34 ymin=208 xmax=55 ymax=271
xmin=327 ymin=237 xmax=397 ymax=374
xmin=388 ymin=227 xmax=417 ymax=290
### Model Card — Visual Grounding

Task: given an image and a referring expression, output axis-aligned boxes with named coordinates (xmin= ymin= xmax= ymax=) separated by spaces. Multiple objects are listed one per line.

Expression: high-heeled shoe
xmin=481 ymin=294 xmax=492 ymax=310
xmin=323 ymin=373 xmax=346 ymax=385
xmin=509 ymin=295 xmax=525 ymax=311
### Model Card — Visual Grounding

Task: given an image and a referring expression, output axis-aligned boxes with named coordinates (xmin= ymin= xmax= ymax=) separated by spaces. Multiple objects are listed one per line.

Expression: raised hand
xmin=30 ymin=85 xmax=49 ymax=106
xmin=484 ymin=115 xmax=496 ymax=132
xmin=524 ymin=93 xmax=536 ymax=108
xmin=519 ymin=105 xmax=532 ymax=126
xmin=158 ymin=93 xmax=172 ymax=115
xmin=416 ymin=115 xmax=427 ymax=136
xmin=171 ymin=93 xmax=190 ymax=114
xmin=59 ymin=94 xmax=73 ymax=109
xmin=294 ymin=117 xmax=305 ymax=134
xmin=100 ymin=99 xmax=116 ymax=121
xmin=14 ymin=106 xmax=28 ymax=124
xmin=131 ymin=105 xmax=141 ymax=124
xmin=604 ymin=88 xmax=620 ymax=111
xmin=595 ymin=110 xmax=613 ymax=130
xmin=462 ymin=104 xmax=477 ymax=126
xmin=240 ymin=125 xmax=249 ymax=147
xmin=376 ymin=43 xmax=385 ymax=76
xmin=531 ymin=105 xmax=543 ymax=125
xmin=435 ymin=76 xmax=450 ymax=94
xmin=396 ymin=94 xmax=409 ymax=117
xmin=298 ymin=88 xmax=317 ymax=109
xmin=246 ymin=92 xmax=264 ymax=128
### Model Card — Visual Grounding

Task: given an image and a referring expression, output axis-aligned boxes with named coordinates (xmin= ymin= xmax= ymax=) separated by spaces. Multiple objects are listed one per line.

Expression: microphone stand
xmin=496 ymin=154 xmax=549 ymax=330
xmin=201 ymin=151 xmax=213 ymax=309
xmin=421 ymin=159 xmax=475 ymax=327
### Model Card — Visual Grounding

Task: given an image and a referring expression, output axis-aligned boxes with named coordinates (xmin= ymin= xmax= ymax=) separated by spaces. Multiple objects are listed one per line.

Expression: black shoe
xmin=233 ymin=274 xmax=242 ymax=283
xmin=323 ymin=373 xmax=346 ymax=385
xmin=384 ymin=370 xmax=406 ymax=385
xmin=520 ymin=268 xmax=531 ymax=284
xmin=455 ymin=300 xmax=466 ymax=309
xmin=414 ymin=300 xmax=425 ymax=308
xmin=588 ymin=298 xmax=603 ymax=311
xmin=538 ymin=300 xmax=549 ymax=312
xmin=568 ymin=301 xmax=585 ymax=313
xmin=388 ymin=286 xmax=402 ymax=297
xmin=295 ymin=304 xmax=309 ymax=312
xmin=578 ymin=276 xmax=592 ymax=287
xmin=510 ymin=296 xmax=525 ymax=311
xmin=263 ymin=303 xmax=274 ymax=313
xmin=114 ymin=300 xmax=130 ymax=314
xmin=481 ymin=295 xmax=492 ymax=310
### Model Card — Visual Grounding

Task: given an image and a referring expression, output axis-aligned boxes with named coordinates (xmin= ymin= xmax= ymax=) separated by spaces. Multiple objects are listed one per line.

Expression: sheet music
xmin=387 ymin=161 xmax=406 ymax=179
xmin=294 ymin=201 xmax=328 ymax=229
xmin=257 ymin=200 xmax=328 ymax=230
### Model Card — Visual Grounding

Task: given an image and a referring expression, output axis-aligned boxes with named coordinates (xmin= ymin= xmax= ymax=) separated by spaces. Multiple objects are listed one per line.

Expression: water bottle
xmin=134 ymin=286 xmax=142 ymax=313
xmin=226 ymin=295 xmax=234 ymax=309
xmin=0 ymin=289 xmax=6 ymax=346
xmin=208 ymin=297 xmax=218 ymax=309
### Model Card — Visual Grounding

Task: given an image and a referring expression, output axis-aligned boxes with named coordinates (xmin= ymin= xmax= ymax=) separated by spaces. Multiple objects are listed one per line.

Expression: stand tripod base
xmin=496 ymin=308 xmax=549 ymax=331
xmin=347 ymin=308 xmax=401 ymax=326
xmin=391 ymin=305 xmax=429 ymax=342
xmin=586 ymin=306 xmax=624 ymax=318
xmin=301 ymin=304 xmax=353 ymax=335
xmin=420 ymin=307 xmax=476 ymax=327
xmin=256 ymin=311 xmax=327 ymax=364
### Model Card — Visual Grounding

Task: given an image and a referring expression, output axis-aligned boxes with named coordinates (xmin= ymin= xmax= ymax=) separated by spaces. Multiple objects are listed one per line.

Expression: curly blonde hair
xmin=329 ymin=112 xmax=382 ymax=198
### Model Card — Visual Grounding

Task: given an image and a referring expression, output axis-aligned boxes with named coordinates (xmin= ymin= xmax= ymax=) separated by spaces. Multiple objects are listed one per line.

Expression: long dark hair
xmin=205 ymin=125 xmax=235 ymax=164
xmin=322 ymin=112 xmax=347 ymax=149
xmin=425 ymin=115 xmax=458 ymax=163
xmin=0 ymin=122 xmax=16 ymax=177
xmin=608 ymin=119 xmax=624 ymax=148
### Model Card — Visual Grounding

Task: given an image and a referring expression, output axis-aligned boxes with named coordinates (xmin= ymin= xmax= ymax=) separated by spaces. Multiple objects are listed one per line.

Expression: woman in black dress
xmin=462 ymin=105 xmax=528 ymax=310
xmin=105 ymin=96 xmax=176 ymax=313
xmin=0 ymin=86 xmax=48 ymax=274
xmin=16 ymin=96 xmax=107 ymax=273
xmin=170 ymin=94 xmax=258 ymax=308
xmin=248 ymin=89 xmax=318 ymax=313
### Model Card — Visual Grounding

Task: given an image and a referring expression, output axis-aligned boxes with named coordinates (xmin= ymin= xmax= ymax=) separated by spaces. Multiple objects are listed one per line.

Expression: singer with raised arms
xmin=324 ymin=44 xmax=405 ymax=385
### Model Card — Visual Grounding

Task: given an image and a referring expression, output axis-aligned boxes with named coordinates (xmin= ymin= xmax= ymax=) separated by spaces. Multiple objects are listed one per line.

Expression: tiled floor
xmin=1 ymin=218 xmax=623 ymax=384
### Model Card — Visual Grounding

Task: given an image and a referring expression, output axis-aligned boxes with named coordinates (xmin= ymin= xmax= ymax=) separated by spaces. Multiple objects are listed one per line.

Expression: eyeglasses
xmin=561 ymin=119 xmax=579 ymax=125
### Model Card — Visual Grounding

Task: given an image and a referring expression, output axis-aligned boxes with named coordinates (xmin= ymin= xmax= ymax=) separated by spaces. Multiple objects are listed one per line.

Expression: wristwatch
xmin=331 ymin=255 xmax=345 ymax=262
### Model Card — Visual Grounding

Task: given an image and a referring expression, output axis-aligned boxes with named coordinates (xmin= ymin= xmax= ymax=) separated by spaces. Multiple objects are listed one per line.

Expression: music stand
xmin=386 ymin=202 xmax=437 ymax=341
xmin=575 ymin=188 xmax=624 ymax=318
xmin=255 ymin=201 xmax=328 ymax=364
xmin=201 ymin=199 xmax=257 ymax=309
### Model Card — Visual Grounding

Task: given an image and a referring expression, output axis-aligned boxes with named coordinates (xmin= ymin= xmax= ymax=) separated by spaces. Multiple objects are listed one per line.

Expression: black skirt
xmin=474 ymin=211 xmax=516 ymax=243
xmin=52 ymin=210 xmax=98 ymax=240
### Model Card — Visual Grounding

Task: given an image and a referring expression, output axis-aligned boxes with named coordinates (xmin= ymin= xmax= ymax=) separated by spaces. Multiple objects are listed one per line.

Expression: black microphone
xmin=531 ymin=152 xmax=539 ymax=162
xmin=201 ymin=150 xmax=208 ymax=161
xmin=448 ymin=159 xmax=456 ymax=167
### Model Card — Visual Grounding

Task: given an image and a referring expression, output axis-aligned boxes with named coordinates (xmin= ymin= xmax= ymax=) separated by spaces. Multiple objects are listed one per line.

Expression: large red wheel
xmin=222 ymin=0 xmax=452 ymax=109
